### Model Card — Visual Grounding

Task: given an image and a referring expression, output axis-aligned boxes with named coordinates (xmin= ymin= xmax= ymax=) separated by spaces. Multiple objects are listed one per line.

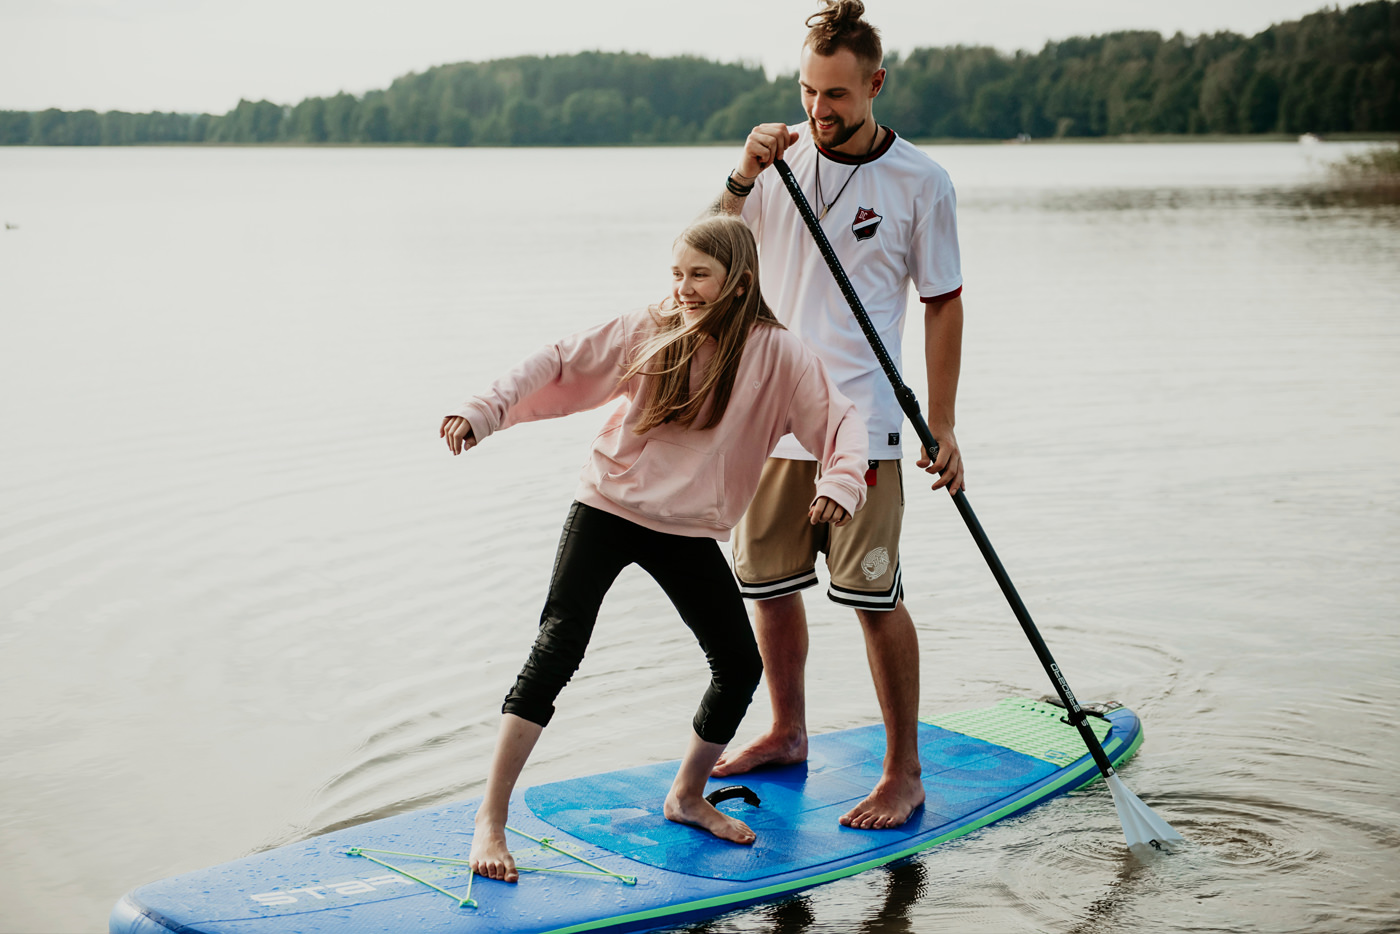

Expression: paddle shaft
xmin=771 ymin=158 xmax=1117 ymax=780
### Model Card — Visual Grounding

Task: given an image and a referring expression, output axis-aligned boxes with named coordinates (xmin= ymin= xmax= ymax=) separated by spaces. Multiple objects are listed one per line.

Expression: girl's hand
xmin=440 ymin=416 xmax=477 ymax=455
xmin=809 ymin=496 xmax=851 ymax=527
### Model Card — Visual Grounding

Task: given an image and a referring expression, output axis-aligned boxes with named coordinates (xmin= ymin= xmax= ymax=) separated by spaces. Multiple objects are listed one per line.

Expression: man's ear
xmin=870 ymin=67 xmax=886 ymax=98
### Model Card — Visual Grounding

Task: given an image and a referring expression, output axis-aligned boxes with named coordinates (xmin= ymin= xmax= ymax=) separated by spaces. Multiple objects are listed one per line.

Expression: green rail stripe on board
xmin=538 ymin=708 xmax=1142 ymax=934
xmin=922 ymin=698 xmax=1112 ymax=766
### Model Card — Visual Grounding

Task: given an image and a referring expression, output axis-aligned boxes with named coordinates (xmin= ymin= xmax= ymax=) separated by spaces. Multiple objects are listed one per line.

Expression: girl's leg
xmin=639 ymin=534 xmax=763 ymax=843
xmin=502 ymin=504 xmax=631 ymax=727
xmin=470 ymin=714 xmax=544 ymax=882
xmin=663 ymin=728 xmax=757 ymax=845
xmin=474 ymin=504 xmax=632 ymax=880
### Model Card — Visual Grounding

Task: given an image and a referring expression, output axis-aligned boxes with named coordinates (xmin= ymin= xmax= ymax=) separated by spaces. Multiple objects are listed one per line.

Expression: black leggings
xmin=502 ymin=502 xmax=762 ymax=745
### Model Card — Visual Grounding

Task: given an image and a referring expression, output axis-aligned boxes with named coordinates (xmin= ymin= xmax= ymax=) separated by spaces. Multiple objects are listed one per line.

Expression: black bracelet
xmin=726 ymin=172 xmax=755 ymax=197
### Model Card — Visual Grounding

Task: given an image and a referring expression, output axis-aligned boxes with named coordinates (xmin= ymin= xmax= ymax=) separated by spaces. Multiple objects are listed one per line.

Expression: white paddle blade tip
xmin=1106 ymin=774 xmax=1185 ymax=853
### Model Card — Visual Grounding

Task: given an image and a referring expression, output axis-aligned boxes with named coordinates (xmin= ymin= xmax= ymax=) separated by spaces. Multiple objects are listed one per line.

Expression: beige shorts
xmin=733 ymin=457 xmax=904 ymax=611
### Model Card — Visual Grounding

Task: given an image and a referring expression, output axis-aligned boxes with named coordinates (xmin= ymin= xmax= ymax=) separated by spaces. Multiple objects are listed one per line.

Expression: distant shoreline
xmin=5 ymin=132 xmax=1398 ymax=149
xmin=6 ymin=4 xmax=1398 ymax=148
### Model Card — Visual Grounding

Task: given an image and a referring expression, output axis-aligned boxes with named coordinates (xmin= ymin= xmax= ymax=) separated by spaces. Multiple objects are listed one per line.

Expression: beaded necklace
xmin=814 ymin=125 xmax=881 ymax=221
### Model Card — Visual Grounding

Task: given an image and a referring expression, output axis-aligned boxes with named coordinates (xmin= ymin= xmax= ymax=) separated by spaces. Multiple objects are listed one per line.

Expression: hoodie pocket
xmin=600 ymin=439 xmax=726 ymax=523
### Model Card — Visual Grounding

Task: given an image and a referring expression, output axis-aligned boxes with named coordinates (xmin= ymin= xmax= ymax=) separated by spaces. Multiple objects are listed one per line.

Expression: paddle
xmin=770 ymin=157 xmax=1184 ymax=853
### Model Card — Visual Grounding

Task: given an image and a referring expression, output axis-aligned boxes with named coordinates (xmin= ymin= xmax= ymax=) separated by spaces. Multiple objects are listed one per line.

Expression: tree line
xmin=3 ymin=0 xmax=1395 ymax=146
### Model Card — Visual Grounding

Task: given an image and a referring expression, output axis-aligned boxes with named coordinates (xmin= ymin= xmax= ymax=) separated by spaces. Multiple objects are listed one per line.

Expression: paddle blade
xmin=1106 ymin=774 xmax=1185 ymax=853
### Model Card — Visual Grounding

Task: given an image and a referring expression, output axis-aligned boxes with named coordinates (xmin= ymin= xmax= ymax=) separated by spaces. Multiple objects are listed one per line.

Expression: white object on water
xmin=1107 ymin=772 xmax=1186 ymax=853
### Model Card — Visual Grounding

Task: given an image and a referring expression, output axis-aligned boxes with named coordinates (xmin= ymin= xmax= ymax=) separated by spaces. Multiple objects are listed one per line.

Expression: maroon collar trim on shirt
xmin=815 ymin=126 xmax=897 ymax=165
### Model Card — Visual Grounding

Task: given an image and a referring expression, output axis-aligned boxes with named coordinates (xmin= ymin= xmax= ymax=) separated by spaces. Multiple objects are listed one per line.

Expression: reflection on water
xmin=1 ymin=141 xmax=1398 ymax=934
xmin=685 ymin=858 xmax=927 ymax=934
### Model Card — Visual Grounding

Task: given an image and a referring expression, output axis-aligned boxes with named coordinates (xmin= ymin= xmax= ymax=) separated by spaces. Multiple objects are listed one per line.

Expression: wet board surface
xmin=110 ymin=698 xmax=1144 ymax=934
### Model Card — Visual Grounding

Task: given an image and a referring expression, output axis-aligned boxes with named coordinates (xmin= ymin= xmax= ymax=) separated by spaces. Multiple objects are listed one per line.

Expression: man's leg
xmin=840 ymin=600 xmax=924 ymax=828
xmin=822 ymin=459 xmax=923 ymax=828
xmin=711 ymin=592 xmax=810 ymax=775
xmin=718 ymin=458 xmax=822 ymax=776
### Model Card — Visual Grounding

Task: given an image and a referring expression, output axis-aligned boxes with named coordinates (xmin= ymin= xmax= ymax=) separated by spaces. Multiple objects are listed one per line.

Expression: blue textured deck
xmin=525 ymin=722 xmax=1056 ymax=882
xmin=110 ymin=701 xmax=1143 ymax=934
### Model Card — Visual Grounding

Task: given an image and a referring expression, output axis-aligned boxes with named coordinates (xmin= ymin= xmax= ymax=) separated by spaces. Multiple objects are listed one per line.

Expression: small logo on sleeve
xmin=888 ymin=433 xmax=900 ymax=446
xmin=852 ymin=207 xmax=883 ymax=241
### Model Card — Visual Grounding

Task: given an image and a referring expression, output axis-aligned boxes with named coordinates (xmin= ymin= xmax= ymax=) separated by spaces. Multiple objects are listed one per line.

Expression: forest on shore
xmin=3 ymin=0 xmax=1396 ymax=146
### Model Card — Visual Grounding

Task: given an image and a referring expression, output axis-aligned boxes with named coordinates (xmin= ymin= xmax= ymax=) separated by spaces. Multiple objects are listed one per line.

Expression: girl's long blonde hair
xmin=623 ymin=216 xmax=783 ymax=434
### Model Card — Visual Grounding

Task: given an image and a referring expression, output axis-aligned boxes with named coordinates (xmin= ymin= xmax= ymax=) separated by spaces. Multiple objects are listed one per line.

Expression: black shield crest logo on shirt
xmin=852 ymin=206 xmax=882 ymax=241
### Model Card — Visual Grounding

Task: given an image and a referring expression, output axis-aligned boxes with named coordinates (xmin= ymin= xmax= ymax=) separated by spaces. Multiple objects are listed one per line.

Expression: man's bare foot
xmin=664 ymin=793 xmax=757 ymax=845
xmin=711 ymin=728 xmax=807 ymax=777
xmin=469 ymin=823 xmax=518 ymax=882
xmin=839 ymin=771 xmax=925 ymax=830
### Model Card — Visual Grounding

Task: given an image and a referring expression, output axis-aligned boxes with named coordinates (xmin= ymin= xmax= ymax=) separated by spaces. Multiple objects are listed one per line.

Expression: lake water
xmin=1 ymin=140 xmax=1398 ymax=934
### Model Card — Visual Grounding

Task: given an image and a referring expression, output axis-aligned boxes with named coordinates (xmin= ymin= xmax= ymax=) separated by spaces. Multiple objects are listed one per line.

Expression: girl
xmin=441 ymin=215 xmax=867 ymax=883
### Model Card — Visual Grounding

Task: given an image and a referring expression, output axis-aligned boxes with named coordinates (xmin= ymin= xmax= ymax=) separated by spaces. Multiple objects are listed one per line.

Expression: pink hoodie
xmin=452 ymin=308 xmax=868 ymax=540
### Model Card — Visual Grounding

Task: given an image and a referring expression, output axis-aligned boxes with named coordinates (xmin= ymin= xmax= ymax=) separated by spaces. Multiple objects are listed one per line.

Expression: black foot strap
xmin=705 ymin=784 xmax=761 ymax=808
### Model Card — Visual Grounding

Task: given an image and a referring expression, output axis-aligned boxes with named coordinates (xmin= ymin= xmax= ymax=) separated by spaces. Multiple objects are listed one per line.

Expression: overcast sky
xmin=3 ymin=0 xmax=1337 ymax=114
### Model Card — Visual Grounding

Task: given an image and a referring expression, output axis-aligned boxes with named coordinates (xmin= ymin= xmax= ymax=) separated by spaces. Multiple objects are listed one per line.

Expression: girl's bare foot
xmin=469 ymin=824 xmax=518 ymax=883
xmin=664 ymin=793 xmax=757 ymax=845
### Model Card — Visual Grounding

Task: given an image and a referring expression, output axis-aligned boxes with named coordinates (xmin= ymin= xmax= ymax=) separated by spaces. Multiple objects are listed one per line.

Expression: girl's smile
xmin=671 ymin=243 xmax=729 ymax=313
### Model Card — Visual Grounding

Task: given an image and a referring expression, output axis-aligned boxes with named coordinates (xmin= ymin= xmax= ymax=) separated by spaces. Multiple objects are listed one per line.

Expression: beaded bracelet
xmin=726 ymin=172 xmax=755 ymax=197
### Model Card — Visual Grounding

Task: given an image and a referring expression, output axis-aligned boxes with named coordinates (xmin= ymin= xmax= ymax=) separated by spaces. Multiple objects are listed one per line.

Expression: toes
xmin=730 ymin=819 xmax=757 ymax=845
xmin=472 ymin=858 xmax=517 ymax=882
xmin=840 ymin=806 xmax=902 ymax=830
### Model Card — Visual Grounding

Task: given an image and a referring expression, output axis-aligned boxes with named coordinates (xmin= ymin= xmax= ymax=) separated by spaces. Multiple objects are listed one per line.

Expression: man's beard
xmin=809 ymin=113 xmax=866 ymax=149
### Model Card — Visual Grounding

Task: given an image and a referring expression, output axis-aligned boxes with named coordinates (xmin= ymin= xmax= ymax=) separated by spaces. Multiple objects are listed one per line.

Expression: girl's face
xmin=671 ymin=242 xmax=730 ymax=315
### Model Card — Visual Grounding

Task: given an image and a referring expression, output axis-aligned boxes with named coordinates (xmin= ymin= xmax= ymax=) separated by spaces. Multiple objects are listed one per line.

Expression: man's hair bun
xmin=804 ymin=1 xmax=882 ymax=70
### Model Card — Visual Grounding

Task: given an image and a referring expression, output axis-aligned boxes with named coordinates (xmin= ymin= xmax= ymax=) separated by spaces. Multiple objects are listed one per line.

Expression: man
xmin=711 ymin=0 xmax=966 ymax=830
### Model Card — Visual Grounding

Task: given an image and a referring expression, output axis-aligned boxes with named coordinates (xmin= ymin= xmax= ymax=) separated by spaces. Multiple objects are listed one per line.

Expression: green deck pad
xmin=923 ymin=698 xmax=1111 ymax=767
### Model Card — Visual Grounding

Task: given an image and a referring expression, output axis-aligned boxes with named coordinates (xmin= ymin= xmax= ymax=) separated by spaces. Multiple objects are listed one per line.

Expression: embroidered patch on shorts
xmin=861 ymin=546 xmax=891 ymax=581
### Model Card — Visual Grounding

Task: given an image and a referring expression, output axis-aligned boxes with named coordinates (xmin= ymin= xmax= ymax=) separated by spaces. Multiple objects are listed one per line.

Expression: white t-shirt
xmin=741 ymin=124 xmax=962 ymax=461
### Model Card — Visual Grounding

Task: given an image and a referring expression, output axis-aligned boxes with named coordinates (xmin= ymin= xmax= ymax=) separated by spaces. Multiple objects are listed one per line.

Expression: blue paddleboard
xmin=110 ymin=698 xmax=1144 ymax=934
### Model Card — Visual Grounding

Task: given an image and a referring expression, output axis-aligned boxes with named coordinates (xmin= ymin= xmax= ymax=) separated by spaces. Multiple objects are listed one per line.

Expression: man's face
xmin=799 ymin=46 xmax=884 ymax=150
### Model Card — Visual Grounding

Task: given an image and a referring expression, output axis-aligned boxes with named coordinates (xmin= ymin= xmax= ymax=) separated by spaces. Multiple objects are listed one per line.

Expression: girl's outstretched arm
xmin=440 ymin=416 xmax=478 ymax=455
xmin=450 ymin=313 xmax=638 ymax=446
xmin=785 ymin=356 xmax=869 ymax=519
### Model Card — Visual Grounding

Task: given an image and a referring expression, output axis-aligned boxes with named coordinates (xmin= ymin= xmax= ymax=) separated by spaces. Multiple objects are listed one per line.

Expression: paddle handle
xmin=771 ymin=158 xmax=1117 ymax=780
